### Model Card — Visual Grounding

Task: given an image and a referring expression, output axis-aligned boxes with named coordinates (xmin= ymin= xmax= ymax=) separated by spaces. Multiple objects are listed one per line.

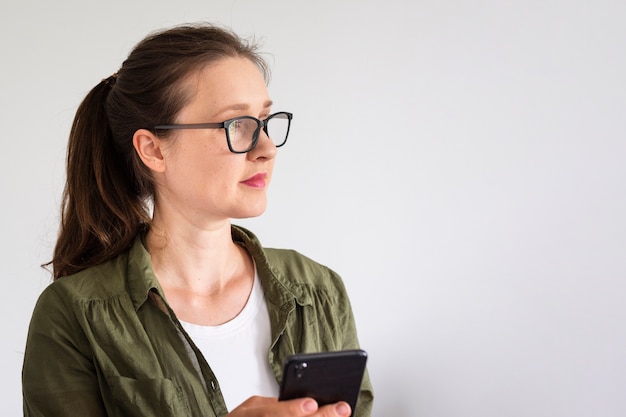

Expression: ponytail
xmin=50 ymin=77 xmax=149 ymax=279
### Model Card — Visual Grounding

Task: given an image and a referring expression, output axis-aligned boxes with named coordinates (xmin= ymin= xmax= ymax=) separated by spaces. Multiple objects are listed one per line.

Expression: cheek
xmin=161 ymin=136 xmax=247 ymax=192
xmin=168 ymin=140 xmax=218 ymax=174
xmin=178 ymin=150 xmax=241 ymax=194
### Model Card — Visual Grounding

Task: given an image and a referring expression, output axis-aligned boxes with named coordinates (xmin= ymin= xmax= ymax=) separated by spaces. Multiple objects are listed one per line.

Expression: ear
xmin=133 ymin=129 xmax=166 ymax=173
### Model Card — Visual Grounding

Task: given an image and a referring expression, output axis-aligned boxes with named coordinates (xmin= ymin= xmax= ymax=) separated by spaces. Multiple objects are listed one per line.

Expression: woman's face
xmin=153 ymin=56 xmax=277 ymax=226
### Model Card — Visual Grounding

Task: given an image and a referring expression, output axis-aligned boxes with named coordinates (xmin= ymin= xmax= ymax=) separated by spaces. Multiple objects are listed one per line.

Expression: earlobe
xmin=133 ymin=129 xmax=166 ymax=172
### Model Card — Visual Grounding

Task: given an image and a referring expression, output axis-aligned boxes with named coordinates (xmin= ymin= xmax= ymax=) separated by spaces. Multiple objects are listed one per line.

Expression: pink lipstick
xmin=241 ymin=173 xmax=267 ymax=188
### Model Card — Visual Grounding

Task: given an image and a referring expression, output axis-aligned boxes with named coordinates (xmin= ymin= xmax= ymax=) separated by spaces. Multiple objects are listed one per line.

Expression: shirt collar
xmin=231 ymin=225 xmax=313 ymax=308
xmin=126 ymin=235 xmax=164 ymax=311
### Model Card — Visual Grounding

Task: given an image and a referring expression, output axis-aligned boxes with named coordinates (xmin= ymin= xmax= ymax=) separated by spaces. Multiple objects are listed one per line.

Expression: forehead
xmin=180 ymin=56 xmax=270 ymax=116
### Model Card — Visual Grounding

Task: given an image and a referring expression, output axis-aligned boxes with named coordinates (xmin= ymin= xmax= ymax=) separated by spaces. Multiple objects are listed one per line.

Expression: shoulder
xmin=263 ymin=247 xmax=340 ymax=286
xmin=262 ymin=248 xmax=352 ymax=312
xmin=26 ymin=252 xmax=132 ymax=352
xmin=232 ymin=225 xmax=348 ymax=300
xmin=29 ymin=237 xmax=155 ymax=337
xmin=45 ymin=250 xmax=131 ymax=304
xmin=42 ymin=235 xmax=158 ymax=307
xmin=234 ymin=224 xmax=342 ymax=282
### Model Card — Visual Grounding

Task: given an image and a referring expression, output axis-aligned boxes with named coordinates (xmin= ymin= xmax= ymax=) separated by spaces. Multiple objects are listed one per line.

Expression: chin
xmin=232 ymin=213 xmax=264 ymax=220
xmin=232 ymin=204 xmax=267 ymax=220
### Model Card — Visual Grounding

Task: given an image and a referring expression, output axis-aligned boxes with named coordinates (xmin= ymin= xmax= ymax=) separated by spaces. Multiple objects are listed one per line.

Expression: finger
xmin=229 ymin=396 xmax=320 ymax=416
xmin=316 ymin=401 xmax=352 ymax=417
xmin=261 ymin=397 xmax=319 ymax=415
xmin=286 ymin=398 xmax=319 ymax=415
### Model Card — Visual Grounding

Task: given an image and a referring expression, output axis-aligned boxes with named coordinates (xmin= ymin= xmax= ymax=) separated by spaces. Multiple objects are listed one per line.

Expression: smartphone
xmin=278 ymin=349 xmax=367 ymax=416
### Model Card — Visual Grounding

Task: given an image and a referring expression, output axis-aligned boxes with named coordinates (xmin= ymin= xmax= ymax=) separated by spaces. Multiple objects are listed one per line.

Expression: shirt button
xmin=210 ymin=380 xmax=217 ymax=391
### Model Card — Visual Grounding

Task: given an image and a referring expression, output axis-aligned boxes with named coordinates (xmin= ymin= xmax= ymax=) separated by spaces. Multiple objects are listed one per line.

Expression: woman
xmin=22 ymin=24 xmax=373 ymax=417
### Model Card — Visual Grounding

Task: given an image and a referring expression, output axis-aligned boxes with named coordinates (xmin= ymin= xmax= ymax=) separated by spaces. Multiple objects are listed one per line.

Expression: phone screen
xmin=278 ymin=349 xmax=367 ymax=416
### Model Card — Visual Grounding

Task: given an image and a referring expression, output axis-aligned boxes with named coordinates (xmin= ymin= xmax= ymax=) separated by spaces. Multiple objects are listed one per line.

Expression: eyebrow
xmin=220 ymin=100 xmax=274 ymax=112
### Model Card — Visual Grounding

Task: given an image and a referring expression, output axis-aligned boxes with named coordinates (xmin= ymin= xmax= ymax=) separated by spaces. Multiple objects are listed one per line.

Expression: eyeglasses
xmin=153 ymin=111 xmax=293 ymax=154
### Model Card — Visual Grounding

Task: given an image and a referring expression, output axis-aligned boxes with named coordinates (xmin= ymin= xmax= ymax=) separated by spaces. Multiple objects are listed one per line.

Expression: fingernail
xmin=336 ymin=402 xmax=351 ymax=416
xmin=303 ymin=399 xmax=318 ymax=412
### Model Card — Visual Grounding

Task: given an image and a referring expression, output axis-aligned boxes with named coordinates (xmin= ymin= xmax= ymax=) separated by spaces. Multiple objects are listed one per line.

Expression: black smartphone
xmin=278 ymin=349 xmax=367 ymax=416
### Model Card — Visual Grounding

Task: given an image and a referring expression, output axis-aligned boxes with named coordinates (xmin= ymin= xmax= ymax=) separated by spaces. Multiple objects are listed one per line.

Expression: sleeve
xmin=22 ymin=285 xmax=108 ymax=417
xmin=328 ymin=269 xmax=374 ymax=417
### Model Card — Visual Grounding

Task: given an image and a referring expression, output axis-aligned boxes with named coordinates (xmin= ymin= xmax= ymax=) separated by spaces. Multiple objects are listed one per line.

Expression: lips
xmin=241 ymin=173 xmax=268 ymax=188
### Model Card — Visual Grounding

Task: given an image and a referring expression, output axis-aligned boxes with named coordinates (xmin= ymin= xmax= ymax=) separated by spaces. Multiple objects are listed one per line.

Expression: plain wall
xmin=1 ymin=0 xmax=625 ymax=415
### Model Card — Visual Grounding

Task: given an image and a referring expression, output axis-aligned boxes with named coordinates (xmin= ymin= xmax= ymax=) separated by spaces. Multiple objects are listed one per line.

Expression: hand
xmin=226 ymin=396 xmax=352 ymax=417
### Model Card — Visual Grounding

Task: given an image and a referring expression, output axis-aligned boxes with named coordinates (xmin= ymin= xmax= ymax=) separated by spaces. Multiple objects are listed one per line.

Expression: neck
xmin=146 ymin=213 xmax=249 ymax=295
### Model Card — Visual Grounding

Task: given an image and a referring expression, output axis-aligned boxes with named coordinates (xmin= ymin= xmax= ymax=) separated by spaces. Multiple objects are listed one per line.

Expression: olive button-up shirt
xmin=22 ymin=225 xmax=373 ymax=416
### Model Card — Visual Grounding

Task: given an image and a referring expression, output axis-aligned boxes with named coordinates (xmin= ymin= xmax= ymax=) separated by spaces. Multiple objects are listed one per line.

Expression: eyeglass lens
xmin=228 ymin=113 xmax=290 ymax=152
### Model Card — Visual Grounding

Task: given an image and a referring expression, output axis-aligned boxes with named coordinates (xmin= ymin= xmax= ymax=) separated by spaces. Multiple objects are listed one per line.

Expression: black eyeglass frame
xmin=153 ymin=111 xmax=293 ymax=154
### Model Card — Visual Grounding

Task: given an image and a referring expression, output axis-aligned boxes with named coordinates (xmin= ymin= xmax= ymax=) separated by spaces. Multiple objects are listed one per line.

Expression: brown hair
xmin=50 ymin=24 xmax=269 ymax=279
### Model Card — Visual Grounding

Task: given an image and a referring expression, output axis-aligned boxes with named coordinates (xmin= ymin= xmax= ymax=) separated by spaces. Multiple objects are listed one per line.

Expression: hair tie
xmin=102 ymin=71 xmax=119 ymax=87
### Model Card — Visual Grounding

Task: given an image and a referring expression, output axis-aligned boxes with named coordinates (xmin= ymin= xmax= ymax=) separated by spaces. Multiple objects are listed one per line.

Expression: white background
xmin=1 ymin=1 xmax=625 ymax=416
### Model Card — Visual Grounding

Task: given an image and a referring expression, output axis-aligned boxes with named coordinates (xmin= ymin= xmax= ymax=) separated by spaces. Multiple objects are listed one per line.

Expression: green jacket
xmin=22 ymin=225 xmax=373 ymax=416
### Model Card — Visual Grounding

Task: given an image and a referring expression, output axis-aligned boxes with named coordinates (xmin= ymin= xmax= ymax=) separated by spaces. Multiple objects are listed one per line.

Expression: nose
xmin=247 ymin=128 xmax=277 ymax=160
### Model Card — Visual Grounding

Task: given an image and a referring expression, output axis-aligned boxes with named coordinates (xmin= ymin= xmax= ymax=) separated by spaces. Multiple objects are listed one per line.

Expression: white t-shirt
xmin=180 ymin=270 xmax=279 ymax=411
